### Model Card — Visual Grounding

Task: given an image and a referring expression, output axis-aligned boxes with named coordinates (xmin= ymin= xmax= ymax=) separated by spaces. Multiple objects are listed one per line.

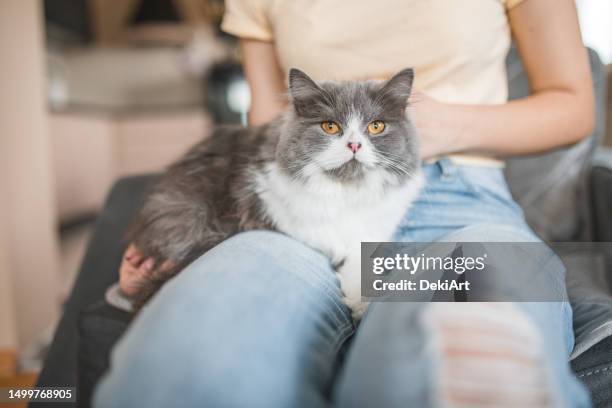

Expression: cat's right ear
xmin=288 ymin=68 xmax=327 ymax=116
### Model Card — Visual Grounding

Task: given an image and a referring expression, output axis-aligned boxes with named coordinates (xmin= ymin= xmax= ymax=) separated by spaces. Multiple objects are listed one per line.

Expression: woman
xmin=95 ymin=0 xmax=594 ymax=406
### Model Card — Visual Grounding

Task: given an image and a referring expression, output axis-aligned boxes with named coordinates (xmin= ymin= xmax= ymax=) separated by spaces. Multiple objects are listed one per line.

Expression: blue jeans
xmin=94 ymin=158 xmax=591 ymax=407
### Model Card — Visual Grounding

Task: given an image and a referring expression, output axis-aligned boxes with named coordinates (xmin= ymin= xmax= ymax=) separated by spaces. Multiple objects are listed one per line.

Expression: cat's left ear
xmin=378 ymin=68 xmax=414 ymax=108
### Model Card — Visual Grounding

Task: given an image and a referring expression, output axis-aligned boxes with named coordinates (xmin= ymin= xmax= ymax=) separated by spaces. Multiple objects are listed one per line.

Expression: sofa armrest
xmin=571 ymin=336 xmax=612 ymax=407
xmin=591 ymin=147 xmax=612 ymax=242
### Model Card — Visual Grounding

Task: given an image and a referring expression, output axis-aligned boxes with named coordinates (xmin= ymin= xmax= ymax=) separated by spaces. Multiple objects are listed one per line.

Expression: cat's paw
xmin=343 ymin=295 xmax=369 ymax=322
xmin=337 ymin=255 xmax=368 ymax=321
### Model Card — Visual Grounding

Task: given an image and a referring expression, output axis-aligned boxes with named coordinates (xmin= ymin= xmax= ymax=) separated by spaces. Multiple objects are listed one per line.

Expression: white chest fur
xmin=254 ymin=162 xmax=422 ymax=318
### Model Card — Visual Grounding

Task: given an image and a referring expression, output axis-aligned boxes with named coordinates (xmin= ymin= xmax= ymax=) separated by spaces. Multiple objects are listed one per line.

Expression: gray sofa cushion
xmin=564 ymin=252 xmax=612 ymax=359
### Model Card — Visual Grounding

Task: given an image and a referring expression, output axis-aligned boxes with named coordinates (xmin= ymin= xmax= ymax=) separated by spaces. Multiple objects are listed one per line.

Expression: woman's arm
xmin=413 ymin=0 xmax=595 ymax=158
xmin=241 ymin=39 xmax=288 ymax=125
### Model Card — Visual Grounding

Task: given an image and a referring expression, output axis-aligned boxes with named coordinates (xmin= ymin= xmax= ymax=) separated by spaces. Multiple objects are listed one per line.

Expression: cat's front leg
xmin=337 ymin=254 xmax=369 ymax=321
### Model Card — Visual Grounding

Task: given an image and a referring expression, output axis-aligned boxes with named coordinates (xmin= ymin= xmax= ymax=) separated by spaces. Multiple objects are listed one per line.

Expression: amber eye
xmin=367 ymin=120 xmax=386 ymax=135
xmin=321 ymin=121 xmax=341 ymax=135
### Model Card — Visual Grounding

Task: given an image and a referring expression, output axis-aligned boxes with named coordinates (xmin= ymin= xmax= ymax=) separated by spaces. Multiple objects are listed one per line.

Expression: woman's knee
xmin=423 ymin=303 xmax=557 ymax=407
xmin=152 ymin=230 xmax=343 ymax=311
xmin=188 ymin=231 xmax=338 ymax=290
xmin=130 ymin=231 xmax=352 ymax=348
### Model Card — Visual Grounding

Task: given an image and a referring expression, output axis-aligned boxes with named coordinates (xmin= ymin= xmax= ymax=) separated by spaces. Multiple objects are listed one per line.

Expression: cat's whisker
xmin=375 ymin=152 xmax=412 ymax=166
xmin=376 ymin=152 xmax=411 ymax=165
xmin=375 ymin=154 xmax=414 ymax=177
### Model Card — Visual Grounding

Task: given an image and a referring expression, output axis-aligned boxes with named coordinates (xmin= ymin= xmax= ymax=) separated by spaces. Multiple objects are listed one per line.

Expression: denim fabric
xmin=94 ymin=159 xmax=591 ymax=408
xmin=95 ymin=231 xmax=353 ymax=408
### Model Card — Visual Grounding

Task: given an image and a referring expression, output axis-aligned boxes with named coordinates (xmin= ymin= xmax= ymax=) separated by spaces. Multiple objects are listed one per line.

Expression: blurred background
xmin=0 ymin=0 xmax=249 ymax=393
xmin=0 ymin=0 xmax=610 ymax=394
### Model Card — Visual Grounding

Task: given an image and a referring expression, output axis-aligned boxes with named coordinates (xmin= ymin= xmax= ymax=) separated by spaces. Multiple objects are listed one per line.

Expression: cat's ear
xmin=288 ymin=68 xmax=327 ymax=116
xmin=378 ymin=68 xmax=414 ymax=108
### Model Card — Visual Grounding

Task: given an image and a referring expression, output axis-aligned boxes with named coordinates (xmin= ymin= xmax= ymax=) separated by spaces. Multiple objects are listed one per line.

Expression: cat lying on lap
xmin=120 ymin=68 xmax=422 ymax=320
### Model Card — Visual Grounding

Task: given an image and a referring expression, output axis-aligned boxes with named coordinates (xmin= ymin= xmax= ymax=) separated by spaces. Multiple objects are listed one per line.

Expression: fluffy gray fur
xmin=127 ymin=68 xmax=419 ymax=308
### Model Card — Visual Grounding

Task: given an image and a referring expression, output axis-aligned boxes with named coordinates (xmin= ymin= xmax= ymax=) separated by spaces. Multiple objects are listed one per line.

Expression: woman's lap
xmin=94 ymin=231 xmax=353 ymax=408
xmin=94 ymin=160 xmax=591 ymax=407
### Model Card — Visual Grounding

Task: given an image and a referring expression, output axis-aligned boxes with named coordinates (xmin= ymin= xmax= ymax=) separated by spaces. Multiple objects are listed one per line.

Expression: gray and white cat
xmin=128 ymin=68 xmax=422 ymax=319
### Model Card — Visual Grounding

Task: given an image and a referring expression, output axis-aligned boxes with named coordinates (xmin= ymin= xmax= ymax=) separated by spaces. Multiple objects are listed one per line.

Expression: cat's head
xmin=276 ymin=68 xmax=419 ymax=186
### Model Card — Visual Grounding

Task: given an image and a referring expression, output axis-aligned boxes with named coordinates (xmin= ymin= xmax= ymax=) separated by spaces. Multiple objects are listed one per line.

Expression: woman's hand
xmin=119 ymin=244 xmax=174 ymax=298
xmin=409 ymin=92 xmax=462 ymax=160
xmin=119 ymin=244 xmax=151 ymax=297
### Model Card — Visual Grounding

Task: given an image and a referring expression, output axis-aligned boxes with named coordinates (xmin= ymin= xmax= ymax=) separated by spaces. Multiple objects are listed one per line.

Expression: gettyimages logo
xmin=372 ymin=253 xmax=487 ymax=275
xmin=370 ymin=252 xmax=487 ymax=293
xmin=360 ymin=242 xmax=610 ymax=302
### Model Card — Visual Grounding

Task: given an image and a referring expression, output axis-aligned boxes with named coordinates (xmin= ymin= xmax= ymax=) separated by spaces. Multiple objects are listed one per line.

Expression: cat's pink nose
xmin=347 ymin=142 xmax=362 ymax=153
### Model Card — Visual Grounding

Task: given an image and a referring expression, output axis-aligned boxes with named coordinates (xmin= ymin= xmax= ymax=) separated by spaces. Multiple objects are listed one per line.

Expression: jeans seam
xmin=292 ymin=260 xmax=350 ymax=327
xmin=330 ymin=323 xmax=355 ymax=355
xmin=577 ymin=364 xmax=612 ymax=378
xmin=435 ymin=158 xmax=478 ymax=194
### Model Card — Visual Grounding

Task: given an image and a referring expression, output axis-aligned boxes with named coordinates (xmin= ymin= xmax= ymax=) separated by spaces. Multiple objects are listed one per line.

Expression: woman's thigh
xmin=94 ymin=231 xmax=353 ymax=408
xmin=395 ymin=158 xmax=527 ymax=242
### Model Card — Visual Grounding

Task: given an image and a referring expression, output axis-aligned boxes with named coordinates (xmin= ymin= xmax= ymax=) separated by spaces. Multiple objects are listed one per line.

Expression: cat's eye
xmin=321 ymin=121 xmax=341 ymax=135
xmin=367 ymin=120 xmax=386 ymax=136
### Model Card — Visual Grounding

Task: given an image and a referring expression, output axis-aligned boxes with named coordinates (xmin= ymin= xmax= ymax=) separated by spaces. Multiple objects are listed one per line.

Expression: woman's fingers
xmin=125 ymin=244 xmax=144 ymax=267
xmin=159 ymin=259 xmax=176 ymax=273
xmin=140 ymin=257 xmax=155 ymax=272
xmin=119 ymin=247 xmax=176 ymax=298
xmin=119 ymin=258 xmax=147 ymax=297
